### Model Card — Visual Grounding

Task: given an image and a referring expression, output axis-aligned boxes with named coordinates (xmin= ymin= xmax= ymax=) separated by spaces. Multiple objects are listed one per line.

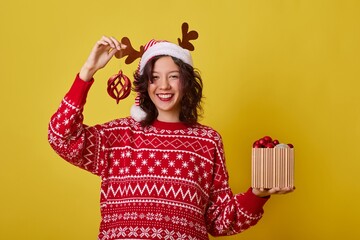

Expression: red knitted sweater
xmin=48 ymin=75 xmax=268 ymax=240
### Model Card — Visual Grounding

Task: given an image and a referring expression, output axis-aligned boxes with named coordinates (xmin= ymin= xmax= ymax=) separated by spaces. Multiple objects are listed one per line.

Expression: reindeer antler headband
xmin=107 ymin=22 xmax=199 ymax=122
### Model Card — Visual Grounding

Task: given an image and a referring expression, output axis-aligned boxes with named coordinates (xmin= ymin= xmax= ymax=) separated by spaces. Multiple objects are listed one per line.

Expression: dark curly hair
xmin=133 ymin=55 xmax=203 ymax=127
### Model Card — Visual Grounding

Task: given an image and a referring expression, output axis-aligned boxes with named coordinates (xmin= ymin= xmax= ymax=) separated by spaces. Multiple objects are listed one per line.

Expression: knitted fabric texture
xmin=48 ymin=75 xmax=268 ymax=240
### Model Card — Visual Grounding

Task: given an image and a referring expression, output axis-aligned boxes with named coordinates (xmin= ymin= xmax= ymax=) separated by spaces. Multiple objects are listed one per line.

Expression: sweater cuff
xmin=236 ymin=188 xmax=269 ymax=213
xmin=66 ymin=74 xmax=94 ymax=107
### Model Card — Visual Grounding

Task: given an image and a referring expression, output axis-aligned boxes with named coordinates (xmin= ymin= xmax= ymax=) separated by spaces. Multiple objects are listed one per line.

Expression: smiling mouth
xmin=157 ymin=94 xmax=173 ymax=101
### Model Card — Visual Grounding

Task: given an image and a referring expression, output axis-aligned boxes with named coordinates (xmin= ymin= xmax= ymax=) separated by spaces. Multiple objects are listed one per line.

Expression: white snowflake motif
xmin=128 ymin=226 xmax=139 ymax=237
xmin=126 ymin=151 xmax=131 ymax=158
xmin=225 ymin=218 xmax=232 ymax=226
xmin=223 ymin=180 xmax=228 ymax=186
xmin=176 ymin=154 xmax=183 ymax=160
xmin=164 ymin=229 xmax=175 ymax=239
xmin=203 ymin=172 xmax=208 ymax=178
xmin=146 ymin=213 xmax=154 ymax=220
xmin=162 ymin=153 xmax=169 ymax=159
xmin=102 ymin=230 xmax=110 ymax=239
xmin=114 ymin=159 xmax=119 ymax=166
xmin=63 ymin=118 xmax=69 ymax=125
xmin=179 ymin=218 xmax=188 ymax=226
xmin=154 ymin=213 xmax=163 ymax=221
xmin=236 ymin=221 xmax=244 ymax=229
xmin=141 ymin=159 xmax=148 ymax=165
xmin=109 ymin=152 xmax=114 ymax=159
xmin=194 ymin=165 xmax=199 ymax=172
xmin=140 ymin=227 xmax=150 ymax=238
xmin=176 ymin=232 xmax=187 ymax=239
xmin=151 ymin=227 xmax=163 ymax=238
xmin=175 ymin=169 xmax=181 ymax=175
xmin=57 ymin=113 xmax=61 ymax=119
xmin=155 ymin=160 xmax=161 ymax=166
xmin=64 ymin=108 xmax=69 ymax=114
xmin=190 ymin=156 xmax=195 ymax=162
xmin=198 ymin=176 xmax=202 ymax=183
xmin=55 ymin=123 xmax=60 ymax=130
xmin=149 ymin=152 xmax=156 ymax=158
xmin=100 ymin=159 xmax=105 ymax=166
xmin=111 ymin=214 xmax=118 ymax=222
xmin=131 ymin=212 xmax=138 ymax=220
xmin=136 ymin=167 xmax=142 ymax=174
xmin=123 ymin=212 xmax=130 ymax=220
xmin=118 ymin=227 xmax=126 ymax=237
xmin=161 ymin=168 xmax=168 ymax=174
xmin=182 ymin=162 xmax=189 ymax=168
xmin=168 ymin=160 xmax=175 ymax=167
xmin=121 ymin=152 xmax=126 ymax=158
xmin=215 ymin=225 xmax=225 ymax=233
xmin=188 ymin=171 xmax=194 ymax=178
xmin=172 ymin=216 xmax=180 ymax=224
xmin=119 ymin=168 xmax=124 ymax=174
xmin=137 ymin=152 xmax=143 ymax=159
xmin=130 ymin=160 xmax=136 ymax=166
xmin=109 ymin=168 xmax=113 ymax=174
xmin=77 ymin=143 xmax=83 ymax=150
xmin=148 ymin=167 xmax=155 ymax=173
xmin=200 ymin=162 xmax=206 ymax=168
xmin=125 ymin=167 xmax=130 ymax=173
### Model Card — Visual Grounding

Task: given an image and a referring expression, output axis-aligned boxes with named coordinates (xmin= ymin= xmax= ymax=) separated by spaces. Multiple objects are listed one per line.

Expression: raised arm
xmin=48 ymin=36 xmax=126 ymax=175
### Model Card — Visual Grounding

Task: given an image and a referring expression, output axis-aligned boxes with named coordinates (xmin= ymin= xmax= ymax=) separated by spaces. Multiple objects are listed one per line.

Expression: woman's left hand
xmin=252 ymin=187 xmax=295 ymax=198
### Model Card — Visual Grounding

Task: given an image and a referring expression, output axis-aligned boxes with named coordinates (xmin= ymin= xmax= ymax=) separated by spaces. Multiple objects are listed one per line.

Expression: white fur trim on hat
xmin=130 ymin=104 xmax=147 ymax=122
xmin=138 ymin=41 xmax=193 ymax=74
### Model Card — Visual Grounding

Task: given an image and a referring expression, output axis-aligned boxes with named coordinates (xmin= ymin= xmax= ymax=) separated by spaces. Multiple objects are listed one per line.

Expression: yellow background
xmin=1 ymin=0 xmax=359 ymax=239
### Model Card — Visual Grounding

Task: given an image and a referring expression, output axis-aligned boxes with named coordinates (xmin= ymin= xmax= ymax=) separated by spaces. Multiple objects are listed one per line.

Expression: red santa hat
xmin=137 ymin=39 xmax=193 ymax=74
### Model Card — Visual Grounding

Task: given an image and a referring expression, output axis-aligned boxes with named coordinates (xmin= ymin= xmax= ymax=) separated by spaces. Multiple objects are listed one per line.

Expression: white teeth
xmin=158 ymin=94 xmax=172 ymax=99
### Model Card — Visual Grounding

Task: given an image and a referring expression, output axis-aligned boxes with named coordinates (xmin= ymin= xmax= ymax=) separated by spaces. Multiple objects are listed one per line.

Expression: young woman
xmin=48 ymin=36 xmax=294 ymax=240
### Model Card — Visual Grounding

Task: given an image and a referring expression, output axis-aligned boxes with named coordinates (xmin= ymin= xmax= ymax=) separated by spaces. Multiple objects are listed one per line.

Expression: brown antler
xmin=115 ymin=37 xmax=144 ymax=64
xmin=177 ymin=22 xmax=199 ymax=51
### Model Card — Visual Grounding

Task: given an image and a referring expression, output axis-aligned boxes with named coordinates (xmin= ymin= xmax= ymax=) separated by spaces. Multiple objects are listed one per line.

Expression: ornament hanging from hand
xmin=107 ymin=70 xmax=131 ymax=104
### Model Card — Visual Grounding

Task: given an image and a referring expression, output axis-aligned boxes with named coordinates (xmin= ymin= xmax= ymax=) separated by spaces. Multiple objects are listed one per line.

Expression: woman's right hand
xmin=79 ymin=36 xmax=126 ymax=81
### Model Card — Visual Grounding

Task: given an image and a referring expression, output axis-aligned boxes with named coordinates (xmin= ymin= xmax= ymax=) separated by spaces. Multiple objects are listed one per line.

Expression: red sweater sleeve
xmin=204 ymin=133 xmax=269 ymax=236
xmin=48 ymin=75 xmax=106 ymax=176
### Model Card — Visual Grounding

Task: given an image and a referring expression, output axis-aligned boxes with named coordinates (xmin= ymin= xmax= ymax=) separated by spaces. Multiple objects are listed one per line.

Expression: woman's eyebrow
xmin=152 ymin=70 xmax=180 ymax=74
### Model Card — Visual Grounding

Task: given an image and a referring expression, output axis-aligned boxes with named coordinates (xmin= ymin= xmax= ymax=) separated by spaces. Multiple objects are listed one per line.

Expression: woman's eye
xmin=170 ymin=75 xmax=179 ymax=79
xmin=152 ymin=76 xmax=159 ymax=81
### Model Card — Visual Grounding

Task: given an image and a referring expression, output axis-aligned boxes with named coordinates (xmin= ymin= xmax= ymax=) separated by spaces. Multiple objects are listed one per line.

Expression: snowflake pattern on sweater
xmin=48 ymin=75 xmax=268 ymax=240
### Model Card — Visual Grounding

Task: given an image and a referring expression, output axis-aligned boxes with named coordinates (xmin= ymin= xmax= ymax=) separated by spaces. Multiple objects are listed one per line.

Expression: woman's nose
xmin=159 ymin=77 xmax=170 ymax=89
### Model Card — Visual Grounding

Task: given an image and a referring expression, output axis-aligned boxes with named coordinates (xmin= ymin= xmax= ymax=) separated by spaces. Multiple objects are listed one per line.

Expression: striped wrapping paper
xmin=251 ymin=148 xmax=294 ymax=188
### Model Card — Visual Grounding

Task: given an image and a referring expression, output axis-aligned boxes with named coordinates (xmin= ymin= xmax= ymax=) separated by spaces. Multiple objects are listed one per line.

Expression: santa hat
xmin=131 ymin=39 xmax=193 ymax=122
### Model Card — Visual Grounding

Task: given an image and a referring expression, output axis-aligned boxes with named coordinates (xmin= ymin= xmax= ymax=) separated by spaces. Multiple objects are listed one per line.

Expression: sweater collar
xmin=151 ymin=119 xmax=188 ymax=130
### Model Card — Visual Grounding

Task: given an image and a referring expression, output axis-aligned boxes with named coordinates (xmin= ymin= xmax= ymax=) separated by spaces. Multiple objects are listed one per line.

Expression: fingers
xmin=96 ymin=36 xmax=126 ymax=51
xmin=270 ymin=186 xmax=296 ymax=194
xmin=252 ymin=186 xmax=295 ymax=197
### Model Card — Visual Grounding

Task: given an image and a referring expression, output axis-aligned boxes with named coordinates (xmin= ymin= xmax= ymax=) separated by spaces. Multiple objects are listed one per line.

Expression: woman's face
xmin=147 ymin=56 xmax=183 ymax=122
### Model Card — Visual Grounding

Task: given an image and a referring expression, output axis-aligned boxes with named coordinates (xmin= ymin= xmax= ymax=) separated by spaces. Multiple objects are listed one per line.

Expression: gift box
xmin=251 ymin=147 xmax=294 ymax=189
